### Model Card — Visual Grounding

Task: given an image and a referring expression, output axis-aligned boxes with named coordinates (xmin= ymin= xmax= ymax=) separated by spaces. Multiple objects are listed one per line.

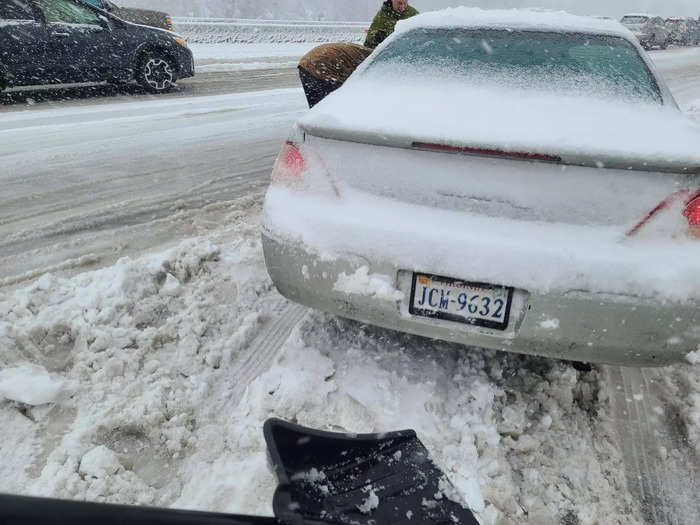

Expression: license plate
xmin=409 ymin=273 xmax=513 ymax=330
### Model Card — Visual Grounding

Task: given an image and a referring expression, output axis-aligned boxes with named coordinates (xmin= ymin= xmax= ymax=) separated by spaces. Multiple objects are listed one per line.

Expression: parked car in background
xmin=262 ymin=9 xmax=700 ymax=367
xmin=682 ymin=18 xmax=700 ymax=46
xmin=0 ymin=0 xmax=194 ymax=93
xmin=620 ymin=14 xmax=670 ymax=49
xmin=81 ymin=0 xmax=173 ymax=31
xmin=665 ymin=17 xmax=699 ymax=46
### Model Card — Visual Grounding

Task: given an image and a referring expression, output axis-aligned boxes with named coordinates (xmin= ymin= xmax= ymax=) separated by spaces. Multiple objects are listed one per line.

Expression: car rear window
xmin=365 ymin=28 xmax=662 ymax=104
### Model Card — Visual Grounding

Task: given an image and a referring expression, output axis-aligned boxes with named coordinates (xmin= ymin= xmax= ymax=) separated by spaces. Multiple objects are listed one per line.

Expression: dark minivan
xmin=0 ymin=0 xmax=194 ymax=93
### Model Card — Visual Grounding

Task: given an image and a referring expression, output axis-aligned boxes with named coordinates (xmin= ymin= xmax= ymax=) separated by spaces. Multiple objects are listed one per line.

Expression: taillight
xmin=166 ymin=16 xmax=173 ymax=31
xmin=272 ymin=141 xmax=305 ymax=185
xmin=683 ymin=195 xmax=700 ymax=237
xmin=270 ymin=141 xmax=339 ymax=197
xmin=628 ymin=189 xmax=700 ymax=238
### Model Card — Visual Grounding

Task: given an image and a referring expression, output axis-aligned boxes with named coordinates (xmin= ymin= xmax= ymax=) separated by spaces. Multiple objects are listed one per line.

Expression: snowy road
xmin=1 ymin=47 xmax=699 ymax=525
xmin=0 ymin=77 xmax=306 ymax=288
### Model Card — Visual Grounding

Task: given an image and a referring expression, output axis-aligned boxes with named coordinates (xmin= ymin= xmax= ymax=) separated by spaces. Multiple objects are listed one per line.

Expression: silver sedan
xmin=262 ymin=9 xmax=700 ymax=366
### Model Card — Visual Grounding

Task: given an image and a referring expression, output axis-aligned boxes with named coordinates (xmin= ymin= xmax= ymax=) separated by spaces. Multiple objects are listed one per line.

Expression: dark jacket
xmin=364 ymin=1 xmax=419 ymax=49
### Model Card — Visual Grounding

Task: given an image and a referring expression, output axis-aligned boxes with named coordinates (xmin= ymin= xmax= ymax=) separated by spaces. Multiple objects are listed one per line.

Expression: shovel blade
xmin=264 ymin=419 xmax=480 ymax=525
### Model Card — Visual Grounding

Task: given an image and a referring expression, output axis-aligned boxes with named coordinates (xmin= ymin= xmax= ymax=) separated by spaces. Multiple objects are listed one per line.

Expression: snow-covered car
xmin=261 ymin=8 xmax=700 ymax=367
xmin=620 ymin=14 xmax=670 ymax=49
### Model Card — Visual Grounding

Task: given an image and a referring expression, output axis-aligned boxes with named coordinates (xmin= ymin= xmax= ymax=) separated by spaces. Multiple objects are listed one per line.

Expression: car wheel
xmin=137 ymin=53 xmax=175 ymax=93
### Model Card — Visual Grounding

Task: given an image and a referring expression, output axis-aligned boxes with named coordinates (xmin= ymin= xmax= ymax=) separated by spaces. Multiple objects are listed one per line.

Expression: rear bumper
xmin=262 ymin=233 xmax=698 ymax=366
xmin=261 ymin=183 xmax=700 ymax=366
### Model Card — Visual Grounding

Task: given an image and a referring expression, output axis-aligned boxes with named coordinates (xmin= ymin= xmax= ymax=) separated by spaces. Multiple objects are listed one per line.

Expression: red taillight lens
xmin=683 ymin=195 xmax=700 ymax=227
xmin=270 ymin=140 xmax=340 ymax=198
xmin=272 ymin=141 xmax=306 ymax=185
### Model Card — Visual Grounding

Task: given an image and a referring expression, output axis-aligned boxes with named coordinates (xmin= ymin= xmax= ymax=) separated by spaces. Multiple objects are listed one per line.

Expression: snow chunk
xmin=687 ymin=350 xmax=700 ymax=365
xmin=0 ymin=364 xmax=63 ymax=406
xmin=334 ymin=266 xmax=404 ymax=302
xmin=357 ymin=488 xmax=379 ymax=514
xmin=79 ymin=446 xmax=122 ymax=478
xmin=160 ymin=273 xmax=182 ymax=297
xmin=538 ymin=319 xmax=560 ymax=330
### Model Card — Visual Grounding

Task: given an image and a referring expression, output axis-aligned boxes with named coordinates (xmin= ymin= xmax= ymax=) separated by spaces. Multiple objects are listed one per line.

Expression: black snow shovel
xmin=0 ymin=419 xmax=480 ymax=525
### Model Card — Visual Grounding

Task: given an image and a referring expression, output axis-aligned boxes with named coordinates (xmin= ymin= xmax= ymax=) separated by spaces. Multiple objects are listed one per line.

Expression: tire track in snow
xmin=609 ymin=366 xmax=700 ymax=525
xmin=231 ymin=303 xmax=308 ymax=400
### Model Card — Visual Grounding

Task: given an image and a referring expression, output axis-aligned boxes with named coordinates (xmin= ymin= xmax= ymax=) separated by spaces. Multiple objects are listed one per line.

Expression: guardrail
xmin=173 ymin=17 xmax=368 ymax=44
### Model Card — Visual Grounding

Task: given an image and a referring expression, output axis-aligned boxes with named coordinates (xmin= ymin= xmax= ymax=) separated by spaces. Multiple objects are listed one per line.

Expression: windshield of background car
xmin=364 ymin=28 xmax=663 ymax=104
xmin=621 ymin=16 xmax=649 ymax=24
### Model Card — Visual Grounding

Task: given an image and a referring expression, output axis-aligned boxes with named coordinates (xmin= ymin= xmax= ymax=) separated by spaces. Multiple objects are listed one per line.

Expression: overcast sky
xmin=411 ymin=1 xmax=699 ymax=18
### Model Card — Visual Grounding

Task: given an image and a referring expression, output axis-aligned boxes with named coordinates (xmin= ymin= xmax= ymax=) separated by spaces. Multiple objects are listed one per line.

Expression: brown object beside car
xmin=298 ymin=43 xmax=372 ymax=107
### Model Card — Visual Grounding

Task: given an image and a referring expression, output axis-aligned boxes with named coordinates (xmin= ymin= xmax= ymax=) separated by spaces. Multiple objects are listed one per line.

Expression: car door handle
xmin=51 ymin=32 xmax=70 ymax=38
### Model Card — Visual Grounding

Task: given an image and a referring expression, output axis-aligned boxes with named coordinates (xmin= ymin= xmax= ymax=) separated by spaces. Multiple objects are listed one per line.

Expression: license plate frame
xmin=409 ymin=273 xmax=514 ymax=330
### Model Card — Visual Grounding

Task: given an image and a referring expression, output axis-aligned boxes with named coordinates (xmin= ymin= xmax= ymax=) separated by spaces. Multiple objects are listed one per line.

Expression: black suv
xmin=0 ymin=0 xmax=194 ymax=93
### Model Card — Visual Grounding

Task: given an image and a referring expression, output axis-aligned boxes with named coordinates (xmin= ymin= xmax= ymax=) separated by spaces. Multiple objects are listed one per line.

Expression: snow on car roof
xmin=396 ymin=7 xmax=631 ymax=38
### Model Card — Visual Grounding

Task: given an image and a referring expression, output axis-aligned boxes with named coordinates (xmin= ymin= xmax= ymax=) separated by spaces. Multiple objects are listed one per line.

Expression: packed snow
xmin=304 ymin=80 xmax=700 ymax=171
xmin=1 ymin=198 xmax=698 ymax=524
xmin=395 ymin=7 xmax=633 ymax=37
xmin=0 ymin=364 xmax=63 ymax=406
xmin=334 ymin=267 xmax=405 ymax=302
xmin=263 ymin=186 xmax=700 ymax=302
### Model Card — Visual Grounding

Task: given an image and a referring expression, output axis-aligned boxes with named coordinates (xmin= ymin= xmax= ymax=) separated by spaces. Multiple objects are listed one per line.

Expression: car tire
xmin=136 ymin=52 xmax=176 ymax=93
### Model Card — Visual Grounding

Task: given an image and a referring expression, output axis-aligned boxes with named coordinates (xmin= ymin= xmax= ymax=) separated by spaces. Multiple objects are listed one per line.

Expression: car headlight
xmin=172 ymin=37 xmax=188 ymax=49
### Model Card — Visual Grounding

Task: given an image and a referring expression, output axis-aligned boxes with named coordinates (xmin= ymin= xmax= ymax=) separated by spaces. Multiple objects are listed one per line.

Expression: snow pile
xmin=0 ymin=198 xmax=284 ymax=506
xmin=2 ymin=199 xmax=697 ymax=525
xmin=176 ymin=19 xmax=365 ymax=45
xmin=226 ymin=313 xmax=641 ymax=524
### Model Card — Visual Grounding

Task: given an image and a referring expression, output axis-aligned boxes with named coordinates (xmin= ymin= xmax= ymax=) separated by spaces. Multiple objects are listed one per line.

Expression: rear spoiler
xmin=1 ymin=419 xmax=480 ymax=525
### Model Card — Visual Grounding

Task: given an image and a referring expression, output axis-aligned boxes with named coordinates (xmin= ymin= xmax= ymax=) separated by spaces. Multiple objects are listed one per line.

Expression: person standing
xmin=364 ymin=0 xmax=419 ymax=49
